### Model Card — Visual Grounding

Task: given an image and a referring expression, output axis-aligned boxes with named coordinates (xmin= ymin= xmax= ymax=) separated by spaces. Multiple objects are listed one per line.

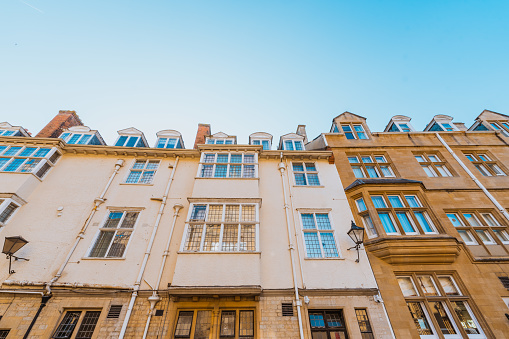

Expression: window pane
xmin=405 ymin=196 xmax=420 ymax=208
xmin=379 ymin=213 xmax=397 ymax=233
xmin=224 ymin=205 xmax=239 ymax=222
xmin=348 ymin=156 xmax=359 ymax=163
xmin=374 ymin=156 xmax=386 ymax=162
xmin=166 ymin=138 xmax=177 ymax=148
xmin=139 ymin=170 xmax=155 ymax=184
xmin=107 ymin=230 xmax=131 ymax=257
xmin=407 ymin=302 xmax=433 ymax=335
xmin=285 ymin=140 xmax=294 ymax=150
xmin=220 ymin=311 xmax=236 ymax=336
xmin=252 ymin=140 xmax=260 ymax=145
xmin=75 ymin=311 xmax=101 ymax=339
xmin=120 ymin=212 xmax=138 ymax=228
xmin=388 ymin=196 xmax=403 ymax=208
xmin=229 ymin=165 xmax=242 ymax=177
xmin=304 ymin=233 xmax=322 ymax=257
xmin=230 ymin=154 xmax=242 ymax=163
xmin=414 ymin=212 xmax=434 ymax=233
xmin=19 ymin=147 xmax=37 ymax=156
xmin=240 ymin=225 xmax=256 ymax=251
xmin=225 ymin=140 xmax=233 ymax=145
xmin=185 ymin=225 xmax=203 ymax=251
xmin=208 ymin=205 xmax=223 ymax=222
xmin=305 ymin=163 xmax=317 ymax=171
xmin=447 ymin=213 xmax=463 ymax=227
xmin=309 ymin=312 xmax=325 ymax=328
xmin=294 ymin=173 xmax=307 ymax=185
xmin=89 ymin=231 xmax=114 ymax=257
xmin=451 ymin=301 xmax=481 ymax=334
xmin=397 ymin=212 xmax=417 ymax=234
xmin=4 ymin=158 xmax=25 ymax=172
xmin=0 ymin=203 xmax=18 ymax=223
xmin=494 ymin=230 xmax=509 ymax=243
xmin=126 ymin=171 xmax=141 ymax=183
xmin=203 ymin=154 xmax=215 ymax=163
xmin=125 ymin=136 xmax=138 ymax=147
xmin=53 ymin=311 xmax=82 ymax=338
xmin=201 ymin=165 xmax=213 ymax=177
xmin=362 ymin=215 xmax=378 ymax=237
xmin=132 ymin=160 xmax=145 ymax=169
xmin=356 ymin=198 xmax=366 ymax=212
xmin=355 ymin=309 xmax=373 ymax=336
xmin=217 ymin=154 xmax=229 ymax=163
xmin=371 ymin=196 xmax=387 ymax=208
xmin=194 ymin=311 xmax=212 ymax=339
xmin=430 ymin=302 xmax=457 ymax=335
xmin=261 ymin=140 xmax=269 ymax=150
xmin=416 ymin=275 xmax=439 ymax=296
xmin=19 ymin=159 xmax=40 ymax=172
xmin=321 ymin=233 xmax=339 ymax=257
xmin=476 ymin=230 xmax=494 ymax=244
xmin=316 ymin=214 xmax=331 ymax=230
xmin=397 ymin=277 xmax=418 ymax=297
xmin=175 ymin=311 xmax=193 ymax=337
xmin=436 ymin=165 xmax=451 ymax=177
xmin=77 ymin=135 xmax=92 ymax=144
xmin=191 ymin=205 xmax=207 ymax=221
xmin=458 ymin=230 xmax=476 ymax=244
xmin=104 ymin=212 xmax=123 ymax=228
xmin=415 ymin=155 xmax=426 ymax=162
xmin=422 ymin=165 xmax=437 ymax=177
xmin=222 ymin=225 xmax=238 ymax=251
xmin=365 ymin=166 xmax=378 ymax=178
xmin=481 ymin=213 xmax=499 ymax=226
xmin=156 ymin=138 xmax=167 ymax=148
xmin=292 ymin=163 xmax=304 ymax=172
xmin=241 ymin=205 xmax=255 ymax=221
xmin=294 ymin=141 xmax=303 ymax=150
xmin=380 ymin=166 xmax=394 ymax=177
xmin=243 ymin=165 xmax=255 ymax=178
xmin=203 ymin=225 xmax=220 ymax=251
xmin=4 ymin=146 xmax=21 ymax=156
xmin=0 ymin=158 xmax=10 ymax=170
xmin=215 ymin=165 xmax=227 ymax=177
xmin=361 ymin=156 xmax=372 ymax=163
xmin=475 ymin=164 xmax=491 ymax=176
xmin=352 ymin=166 xmax=365 ymax=178
xmin=239 ymin=311 xmax=254 ymax=336
xmin=302 ymin=214 xmax=316 ymax=229
xmin=34 ymin=148 xmax=51 ymax=157
xmin=146 ymin=160 xmax=159 ymax=169
xmin=463 ymin=213 xmax=480 ymax=226
xmin=438 ymin=276 xmax=460 ymax=296
xmin=478 ymin=154 xmax=490 ymax=161
xmin=307 ymin=173 xmax=320 ymax=185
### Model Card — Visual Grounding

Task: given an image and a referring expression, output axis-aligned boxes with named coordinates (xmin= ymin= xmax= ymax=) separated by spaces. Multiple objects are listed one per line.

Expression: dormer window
xmin=252 ymin=139 xmax=270 ymax=150
xmin=249 ymin=132 xmax=273 ymax=150
xmin=155 ymin=130 xmax=184 ymax=149
xmin=0 ymin=130 xmax=17 ymax=136
xmin=206 ymin=138 xmax=234 ymax=145
xmin=388 ymin=123 xmax=412 ymax=132
xmin=341 ymin=124 xmax=367 ymax=139
xmin=284 ymin=140 xmax=303 ymax=150
xmin=59 ymin=126 xmax=104 ymax=145
xmin=425 ymin=115 xmax=458 ymax=132
xmin=0 ymin=123 xmax=29 ymax=137
xmin=114 ymin=128 xmax=148 ymax=148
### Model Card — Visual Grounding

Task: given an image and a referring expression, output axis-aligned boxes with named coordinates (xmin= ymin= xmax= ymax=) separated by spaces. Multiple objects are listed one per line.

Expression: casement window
xmin=292 ymin=162 xmax=320 ymax=186
xmin=199 ymin=153 xmax=257 ymax=178
xmin=355 ymin=309 xmax=374 ymax=339
xmin=341 ymin=123 xmax=368 ymax=139
xmin=0 ymin=145 xmax=60 ymax=179
xmin=354 ymin=197 xmax=378 ymax=238
xmin=88 ymin=211 xmax=139 ymax=258
xmin=370 ymin=194 xmax=437 ymax=235
xmin=183 ymin=204 xmax=258 ymax=252
xmin=397 ymin=274 xmax=486 ymax=339
xmin=388 ymin=122 xmax=412 ymax=132
xmin=463 ymin=152 xmax=506 ymax=176
xmin=414 ymin=153 xmax=453 ymax=177
xmin=59 ymin=132 xmax=102 ymax=145
xmin=308 ymin=310 xmax=348 ymax=338
xmin=283 ymin=140 xmax=304 ymax=150
xmin=206 ymin=138 xmax=234 ymax=145
xmin=429 ymin=122 xmax=457 ymax=132
xmin=0 ymin=199 xmax=21 ymax=225
xmin=0 ymin=129 xmax=20 ymax=136
xmin=301 ymin=213 xmax=339 ymax=258
xmin=174 ymin=309 xmax=254 ymax=339
xmin=125 ymin=160 xmax=160 ymax=184
xmin=115 ymin=135 xmax=147 ymax=147
xmin=51 ymin=310 xmax=101 ymax=339
xmin=251 ymin=139 xmax=270 ymax=150
xmin=348 ymin=154 xmax=395 ymax=178
xmin=446 ymin=210 xmax=507 ymax=246
xmin=156 ymin=137 xmax=182 ymax=149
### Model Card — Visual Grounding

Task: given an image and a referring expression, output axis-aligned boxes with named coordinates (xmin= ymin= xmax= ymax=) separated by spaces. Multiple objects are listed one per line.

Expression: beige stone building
xmin=0 ymin=111 xmax=393 ymax=338
xmin=306 ymin=110 xmax=509 ymax=338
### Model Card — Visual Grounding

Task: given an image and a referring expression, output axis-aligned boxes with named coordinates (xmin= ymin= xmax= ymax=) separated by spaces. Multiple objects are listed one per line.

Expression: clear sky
xmin=1 ymin=0 xmax=508 ymax=147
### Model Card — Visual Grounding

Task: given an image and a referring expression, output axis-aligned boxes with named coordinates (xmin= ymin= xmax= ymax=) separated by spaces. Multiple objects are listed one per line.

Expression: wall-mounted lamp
xmin=347 ymin=221 xmax=365 ymax=263
xmin=2 ymin=236 xmax=29 ymax=274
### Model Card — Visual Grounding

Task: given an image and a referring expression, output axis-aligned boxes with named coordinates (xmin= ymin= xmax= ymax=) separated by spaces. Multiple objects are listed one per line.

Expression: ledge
xmin=365 ymin=235 xmax=461 ymax=265
xmin=168 ymin=285 xmax=262 ymax=296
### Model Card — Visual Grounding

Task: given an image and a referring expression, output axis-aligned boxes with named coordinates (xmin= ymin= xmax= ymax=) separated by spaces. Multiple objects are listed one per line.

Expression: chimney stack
xmin=36 ymin=110 xmax=83 ymax=138
xmin=296 ymin=125 xmax=308 ymax=144
xmin=194 ymin=123 xmax=211 ymax=149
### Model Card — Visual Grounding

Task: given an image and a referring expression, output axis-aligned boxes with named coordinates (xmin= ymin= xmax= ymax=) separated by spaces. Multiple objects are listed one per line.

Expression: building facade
xmin=306 ymin=110 xmax=509 ymax=339
xmin=0 ymin=111 xmax=392 ymax=338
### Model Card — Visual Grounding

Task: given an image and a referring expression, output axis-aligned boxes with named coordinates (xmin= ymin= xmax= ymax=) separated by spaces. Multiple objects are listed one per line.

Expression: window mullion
xmin=236 ymin=224 xmax=241 ymax=251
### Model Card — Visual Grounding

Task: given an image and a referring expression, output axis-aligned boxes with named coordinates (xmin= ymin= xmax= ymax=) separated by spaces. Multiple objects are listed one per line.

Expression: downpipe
xmin=45 ymin=159 xmax=124 ymax=295
xmin=119 ymin=157 xmax=179 ymax=339
xmin=278 ymin=157 xmax=305 ymax=339
xmin=23 ymin=295 xmax=52 ymax=339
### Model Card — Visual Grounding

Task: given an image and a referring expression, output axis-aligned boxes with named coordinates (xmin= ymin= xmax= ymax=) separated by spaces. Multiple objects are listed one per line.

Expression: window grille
xmin=199 ymin=153 xmax=257 ymax=178
xmin=0 ymin=330 xmax=9 ymax=339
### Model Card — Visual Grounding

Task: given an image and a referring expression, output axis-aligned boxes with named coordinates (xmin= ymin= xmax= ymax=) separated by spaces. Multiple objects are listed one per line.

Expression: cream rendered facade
xmin=0 ymin=121 xmax=393 ymax=338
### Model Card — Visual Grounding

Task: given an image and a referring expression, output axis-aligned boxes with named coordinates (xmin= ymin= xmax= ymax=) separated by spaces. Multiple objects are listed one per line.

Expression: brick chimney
xmin=36 ymin=110 xmax=83 ymax=138
xmin=296 ymin=125 xmax=308 ymax=144
xmin=194 ymin=123 xmax=211 ymax=149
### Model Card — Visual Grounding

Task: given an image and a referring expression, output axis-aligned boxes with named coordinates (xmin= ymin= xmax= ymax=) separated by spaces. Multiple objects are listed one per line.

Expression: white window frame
xmin=0 ymin=145 xmax=61 ymax=179
xmin=86 ymin=210 xmax=140 ymax=258
xmin=341 ymin=123 xmax=368 ymax=140
xmin=458 ymin=230 xmax=477 ymax=245
xmin=124 ymin=159 xmax=160 ymax=184
xmin=155 ymin=137 xmax=181 ymax=149
xmin=115 ymin=135 xmax=145 ymax=147
xmin=0 ymin=198 xmax=21 ymax=226
xmin=282 ymin=139 xmax=304 ymax=151
xmin=251 ymin=139 xmax=271 ymax=150
xmin=292 ymin=162 xmax=320 ymax=186
xmin=197 ymin=152 xmax=258 ymax=179
xmin=205 ymin=137 xmax=235 ymax=145
xmin=181 ymin=203 xmax=260 ymax=253
xmin=493 ymin=229 xmax=509 ymax=244
xmin=299 ymin=211 xmax=340 ymax=259
xmin=59 ymin=132 xmax=98 ymax=145
xmin=475 ymin=229 xmax=496 ymax=245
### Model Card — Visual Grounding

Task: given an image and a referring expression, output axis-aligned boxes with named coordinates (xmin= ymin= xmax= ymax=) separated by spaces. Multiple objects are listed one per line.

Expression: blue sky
xmin=1 ymin=0 xmax=508 ymax=146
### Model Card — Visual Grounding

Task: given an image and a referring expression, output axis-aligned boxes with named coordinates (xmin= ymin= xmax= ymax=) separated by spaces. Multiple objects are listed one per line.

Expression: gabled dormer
xmin=423 ymin=115 xmax=459 ymax=132
xmin=330 ymin=112 xmax=370 ymax=139
xmin=278 ymin=133 xmax=305 ymax=150
xmin=155 ymin=130 xmax=184 ymax=149
xmin=469 ymin=109 xmax=509 ymax=136
xmin=59 ymin=126 xmax=106 ymax=145
xmin=384 ymin=115 xmax=415 ymax=132
xmin=0 ymin=122 xmax=30 ymax=137
xmin=205 ymin=132 xmax=236 ymax=145
xmin=114 ymin=128 xmax=149 ymax=147
xmin=249 ymin=132 xmax=272 ymax=150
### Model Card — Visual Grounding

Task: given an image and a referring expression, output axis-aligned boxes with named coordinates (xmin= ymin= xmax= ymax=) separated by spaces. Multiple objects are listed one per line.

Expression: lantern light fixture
xmin=2 ymin=236 xmax=29 ymax=274
xmin=347 ymin=221 xmax=365 ymax=263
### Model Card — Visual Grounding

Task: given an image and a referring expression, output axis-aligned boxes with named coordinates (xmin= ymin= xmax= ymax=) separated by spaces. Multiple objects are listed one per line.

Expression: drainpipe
xmin=142 ymin=202 xmax=183 ymax=339
xmin=435 ymin=133 xmax=509 ymax=222
xmin=278 ymin=155 xmax=305 ymax=339
xmin=45 ymin=159 xmax=124 ymax=295
xmin=23 ymin=295 xmax=52 ymax=339
xmin=284 ymin=158 xmax=306 ymax=288
xmin=119 ymin=157 xmax=179 ymax=339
